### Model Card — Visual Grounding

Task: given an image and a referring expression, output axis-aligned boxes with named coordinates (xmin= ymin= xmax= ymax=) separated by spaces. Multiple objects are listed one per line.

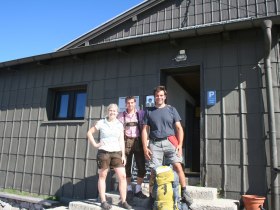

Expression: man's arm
xmin=142 ymin=124 xmax=152 ymax=160
xmin=175 ymin=121 xmax=184 ymax=156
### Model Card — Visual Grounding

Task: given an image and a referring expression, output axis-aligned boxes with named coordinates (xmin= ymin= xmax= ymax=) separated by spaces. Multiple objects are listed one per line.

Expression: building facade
xmin=0 ymin=0 xmax=279 ymax=209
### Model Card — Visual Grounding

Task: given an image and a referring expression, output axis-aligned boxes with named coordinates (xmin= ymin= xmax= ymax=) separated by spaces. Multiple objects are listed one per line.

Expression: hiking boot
xmin=126 ymin=190 xmax=134 ymax=203
xmin=148 ymin=195 xmax=155 ymax=209
xmin=182 ymin=189 xmax=193 ymax=206
xmin=120 ymin=201 xmax=132 ymax=209
xmin=135 ymin=191 xmax=148 ymax=199
xmin=101 ymin=201 xmax=112 ymax=210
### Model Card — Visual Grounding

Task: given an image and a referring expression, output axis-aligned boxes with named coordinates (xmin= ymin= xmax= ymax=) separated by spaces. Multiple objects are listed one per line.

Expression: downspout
xmin=261 ymin=19 xmax=279 ymax=210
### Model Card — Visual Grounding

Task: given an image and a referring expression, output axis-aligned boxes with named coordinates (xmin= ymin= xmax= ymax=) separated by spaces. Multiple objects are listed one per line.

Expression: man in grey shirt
xmin=142 ymin=85 xmax=193 ymax=207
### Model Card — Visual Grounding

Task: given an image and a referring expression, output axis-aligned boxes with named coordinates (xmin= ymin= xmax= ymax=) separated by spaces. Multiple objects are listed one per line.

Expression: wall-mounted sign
xmin=118 ymin=96 xmax=140 ymax=112
xmin=145 ymin=95 xmax=155 ymax=107
xmin=207 ymin=90 xmax=216 ymax=105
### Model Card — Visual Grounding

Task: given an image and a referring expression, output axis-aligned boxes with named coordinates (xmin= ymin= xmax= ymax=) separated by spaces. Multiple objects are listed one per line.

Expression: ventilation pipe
xmin=262 ymin=19 xmax=279 ymax=210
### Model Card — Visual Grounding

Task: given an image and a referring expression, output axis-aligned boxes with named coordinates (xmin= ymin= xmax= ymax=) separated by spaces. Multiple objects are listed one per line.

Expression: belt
xmin=125 ymin=136 xmax=140 ymax=139
xmin=99 ymin=149 xmax=120 ymax=154
xmin=150 ymin=137 xmax=167 ymax=141
xmin=125 ymin=122 xmax=138 ymax=127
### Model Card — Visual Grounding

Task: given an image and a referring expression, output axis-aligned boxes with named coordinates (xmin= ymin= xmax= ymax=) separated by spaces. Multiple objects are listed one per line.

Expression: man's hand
xmin=176 ymin=146 xmax=183 ymax=157
xmin=144 ymin=148 xmax=152 ymax=160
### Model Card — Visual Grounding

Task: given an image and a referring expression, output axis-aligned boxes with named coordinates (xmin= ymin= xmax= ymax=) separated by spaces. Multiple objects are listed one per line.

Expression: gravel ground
xmin=0 ymin=198 xmax=68 ymax=210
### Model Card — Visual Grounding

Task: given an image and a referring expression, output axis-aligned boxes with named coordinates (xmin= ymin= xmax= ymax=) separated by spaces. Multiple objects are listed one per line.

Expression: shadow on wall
xmin=54 ymin=174 xmax=100 ymax=203
xmin=237 ymin=34 xmax=279 ymax=209
xmin=54 ymin=171 xmax=119 ymax=204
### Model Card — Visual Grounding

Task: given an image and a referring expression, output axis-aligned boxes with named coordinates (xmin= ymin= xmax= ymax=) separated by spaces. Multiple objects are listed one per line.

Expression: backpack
xmin=151 ymin=166 xmax=188 ymax=210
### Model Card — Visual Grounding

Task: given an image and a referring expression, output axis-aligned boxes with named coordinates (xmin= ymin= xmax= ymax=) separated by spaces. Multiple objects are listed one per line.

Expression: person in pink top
xmin=117 ymin=96 xmax=147 ymax=203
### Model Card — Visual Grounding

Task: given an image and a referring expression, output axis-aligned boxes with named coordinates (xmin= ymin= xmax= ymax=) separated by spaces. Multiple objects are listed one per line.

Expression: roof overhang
xmin=1 ymin=15 xmax=280 ymax=70
xmin=56 ymin=0 xmax=164 ymax=51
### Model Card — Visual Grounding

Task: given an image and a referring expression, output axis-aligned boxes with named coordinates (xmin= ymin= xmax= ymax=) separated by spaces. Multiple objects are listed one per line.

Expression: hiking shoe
xmin=148 ymin=194 xmax=155 ymax=209
xmin=126 ymin=190 xmax=134 ymax=203
xmin=120 ymin=201 xmax=132 ymax=209
xmin=135 ymin=191 xmax=148 ymax=199
xmin=182 ymin=189 xmax=193 ymax=206
xmin=101 ymin=201 xmax=112 ymax=210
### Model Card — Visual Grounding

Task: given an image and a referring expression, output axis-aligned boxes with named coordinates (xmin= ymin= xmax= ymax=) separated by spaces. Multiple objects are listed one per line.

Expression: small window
xmin=48 ymin=85 xmax=87 ymax=120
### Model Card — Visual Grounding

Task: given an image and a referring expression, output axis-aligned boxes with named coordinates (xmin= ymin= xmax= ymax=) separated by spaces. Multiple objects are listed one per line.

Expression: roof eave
xmin=1 ymin=16 xmax=280 ymax=70
xmin=56 ymin=0 xmax=164 ymax=51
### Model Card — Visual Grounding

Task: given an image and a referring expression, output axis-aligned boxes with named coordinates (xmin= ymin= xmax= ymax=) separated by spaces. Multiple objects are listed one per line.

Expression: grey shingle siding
xmin=61 ymin=0 xmax=280 ymax=50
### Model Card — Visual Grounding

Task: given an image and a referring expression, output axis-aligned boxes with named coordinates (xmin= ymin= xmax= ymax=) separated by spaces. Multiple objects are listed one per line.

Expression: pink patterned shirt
xmin=117 ymin=110 xmax=144 ymax=138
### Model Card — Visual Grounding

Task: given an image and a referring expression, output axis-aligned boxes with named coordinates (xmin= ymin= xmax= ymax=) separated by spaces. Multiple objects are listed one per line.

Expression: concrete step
xmin=105 ymin=192 xmax=150 ymax=208
xmin=68 ymin=186 xmax=238 ymax=210
xmin=187 ymin=186 xmax=218 ymax=200
xmin=184 ymin=169 xmax=200 ymax=186
xmin=130 ymin=184 xmax=218 ymax=201
xmin=47 ymin=207 xmax=68 ymax=210
xmin=68 ymin=197 xmax=239 ymax=210
xmin=69 ymin=199 xmax=146 ymax=210
xmin=187 ymin=176 xmax=200 ymax=186
xmin=103 ymin=186 xmax=238 ymax=209
xmin=0 ymin=192 xmax=60 ymax=207
xmin=191 ymin=198 xmax=239 ymax=210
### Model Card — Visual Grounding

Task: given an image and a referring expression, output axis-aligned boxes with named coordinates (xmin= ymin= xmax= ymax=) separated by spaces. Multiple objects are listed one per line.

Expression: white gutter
xmin=262 ymin=19 xmax=280 ymax=210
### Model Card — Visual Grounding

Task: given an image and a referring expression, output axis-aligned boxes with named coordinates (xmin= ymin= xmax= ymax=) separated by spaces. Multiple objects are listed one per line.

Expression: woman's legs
xmin=98 ymin=168 xmax=109 ymax=202
xmin=114 ymin=167 xmax=127 ymax=203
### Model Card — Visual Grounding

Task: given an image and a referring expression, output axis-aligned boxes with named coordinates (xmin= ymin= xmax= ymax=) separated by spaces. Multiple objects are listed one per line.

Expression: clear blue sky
xmin=0 ymin=0 xmax=144 ymax=63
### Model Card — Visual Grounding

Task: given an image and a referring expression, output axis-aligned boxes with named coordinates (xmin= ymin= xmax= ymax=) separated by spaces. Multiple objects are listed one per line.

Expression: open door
xmin=185 ymin=101 xmax=200 ymax=172
xmin=161 ymin=66 xmax=200 ymax=175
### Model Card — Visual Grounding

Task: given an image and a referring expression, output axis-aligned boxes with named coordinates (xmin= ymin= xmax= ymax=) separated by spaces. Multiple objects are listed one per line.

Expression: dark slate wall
xmin=0 ymin=27 xmax=279 ymax=202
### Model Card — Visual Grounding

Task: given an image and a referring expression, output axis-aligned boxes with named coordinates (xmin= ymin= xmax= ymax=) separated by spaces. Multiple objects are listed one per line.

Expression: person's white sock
xmin=135 ymin=184 xmax=142 ymax=193
xmin=127 ymin=184 xmax=132 ymax=191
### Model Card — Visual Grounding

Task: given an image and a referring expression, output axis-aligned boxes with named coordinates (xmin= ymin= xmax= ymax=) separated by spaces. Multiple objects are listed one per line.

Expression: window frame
xmin=48 ymin=85 xmax=87 ymax=121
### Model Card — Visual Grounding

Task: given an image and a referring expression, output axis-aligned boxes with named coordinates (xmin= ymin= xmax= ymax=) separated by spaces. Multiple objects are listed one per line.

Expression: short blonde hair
xmin=107 ymin=103 xmax=118 ymax=113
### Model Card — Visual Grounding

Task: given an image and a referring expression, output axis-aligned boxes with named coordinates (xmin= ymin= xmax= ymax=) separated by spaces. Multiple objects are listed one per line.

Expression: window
xmin=48 ymin=85 xmax=87 ymax=120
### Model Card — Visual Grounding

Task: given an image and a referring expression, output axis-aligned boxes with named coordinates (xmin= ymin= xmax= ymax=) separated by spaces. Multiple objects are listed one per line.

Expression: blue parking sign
xmin=207 ymin=90 xmax=216 ymax=105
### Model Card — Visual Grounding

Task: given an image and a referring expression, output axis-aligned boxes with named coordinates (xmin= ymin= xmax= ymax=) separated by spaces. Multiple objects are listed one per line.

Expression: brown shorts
xmin=125 ymin=137 xmax=146 ymax=178
xmin=97 ymin=150 xmax=124 ymax=169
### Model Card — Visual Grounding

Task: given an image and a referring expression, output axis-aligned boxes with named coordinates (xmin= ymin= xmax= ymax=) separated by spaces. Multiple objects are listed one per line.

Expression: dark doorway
xmin=161 ymin=66 xmax=201 ymax=174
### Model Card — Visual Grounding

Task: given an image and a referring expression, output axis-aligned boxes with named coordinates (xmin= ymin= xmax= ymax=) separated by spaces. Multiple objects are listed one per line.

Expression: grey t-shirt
xmin=143 ymin=105 xmax=181 ymax=139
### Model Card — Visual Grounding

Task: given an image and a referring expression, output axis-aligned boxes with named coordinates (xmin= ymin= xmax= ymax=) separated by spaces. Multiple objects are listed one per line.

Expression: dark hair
xmin=153 ymin=85 xmax=167 ymax=96
xmin=125 ymin=96 xmax=136 ymax=103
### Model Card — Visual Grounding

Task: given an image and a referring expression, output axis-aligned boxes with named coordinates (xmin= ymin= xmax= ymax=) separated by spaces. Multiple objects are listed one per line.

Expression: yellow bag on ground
xmin=153 ymin=166 xmax=179 ymax=210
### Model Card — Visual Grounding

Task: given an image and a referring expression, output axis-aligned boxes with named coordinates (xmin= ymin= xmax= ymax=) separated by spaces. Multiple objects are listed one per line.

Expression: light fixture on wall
xmin=174 ymin=49 xmax=187 ymax=62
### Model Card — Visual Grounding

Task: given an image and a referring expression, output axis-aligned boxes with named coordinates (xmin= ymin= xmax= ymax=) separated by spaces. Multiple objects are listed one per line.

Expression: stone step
xmin=184 ymin=169 xmax=200 ymax=185
xmin=0 ymin=192 xmax=60 ymax=209
xmin=69 ymin=185 xmax=237 ymax=210
xmin=191 ymin=198 xmax=239 ymax=210
xmin=130 ymin=184 xmax=218 ymax=201
xmin=68 ymin=197 xmax=239 ymax=210
xmin=69 ymin=199 xmax=146 ymax=210
xmin=187 ymin=176 xmax=200 ymax=186
xmin=105 ymin=192 xmax=150 ymax=208
xmin=187 ymin=186 xmax=218 ymax=200
xmin=47 ymin=207 xmax=68 ymax=210
xmin=103 ymin=186 xmax=238 ymax=209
